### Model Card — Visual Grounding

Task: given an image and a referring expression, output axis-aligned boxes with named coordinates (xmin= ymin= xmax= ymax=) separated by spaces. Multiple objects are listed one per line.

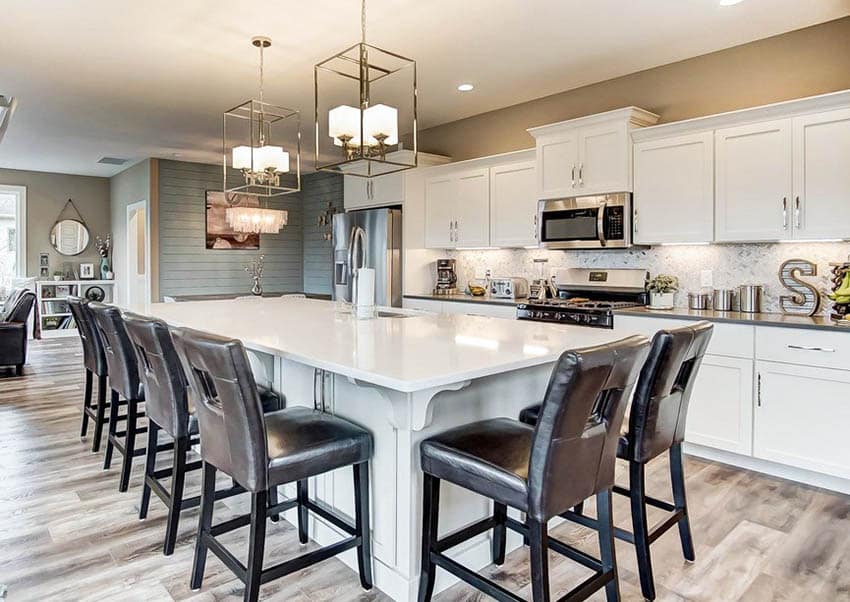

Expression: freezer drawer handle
xmin=787 ymin=344 xmax=835 ymax=353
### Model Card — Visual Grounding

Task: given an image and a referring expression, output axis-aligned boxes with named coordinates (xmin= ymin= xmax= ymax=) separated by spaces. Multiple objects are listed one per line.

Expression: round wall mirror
xmin=50 ymin=219 xmax=90 ymax=256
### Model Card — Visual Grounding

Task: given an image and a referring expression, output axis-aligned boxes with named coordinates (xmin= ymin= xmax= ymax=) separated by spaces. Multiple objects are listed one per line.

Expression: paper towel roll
xmin=355 ymin=267 xmax=375 ymax=318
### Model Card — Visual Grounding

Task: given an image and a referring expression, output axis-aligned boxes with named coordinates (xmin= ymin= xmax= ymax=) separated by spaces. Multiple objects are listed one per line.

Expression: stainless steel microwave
xmin=537 ymin=192 xmax=632 ymax=250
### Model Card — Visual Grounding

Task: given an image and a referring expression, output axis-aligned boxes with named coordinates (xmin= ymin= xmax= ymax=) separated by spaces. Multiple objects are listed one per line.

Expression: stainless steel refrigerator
xmin=332 ymin=207 xmax=402 ymax=307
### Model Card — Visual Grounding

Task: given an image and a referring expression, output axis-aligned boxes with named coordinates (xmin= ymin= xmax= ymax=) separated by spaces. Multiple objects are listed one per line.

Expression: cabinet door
xmin=343 ymin=176 xmax=370 ymax=210
xmin=455 ymin=168 xmax=490 ymax=248
xmin=715 ymin=120 xmax=792 ymax=242
xmin=685 ymin=355 xmax=753 ymax=455
xmin=536 ymin=131 xmax=579 ymax=200
xmin=370 ymin=172 xmax=405 ymax=206
xmin=755 ymin=361 xmax=850 ymax=479
xmin=489 ymin=161 xmax=537 ymax=248
xmin=577 ymin=121 xmax=629 ymax=195
xmin=424 ymin=175 xmax=455 ymax=249
xmin=633 ymin=132 xmax=714 ymax=244
xmin=402 ymin=298 xmax=442 ymax=313
xmin=792 ymin=108 xmax=850 ymax=240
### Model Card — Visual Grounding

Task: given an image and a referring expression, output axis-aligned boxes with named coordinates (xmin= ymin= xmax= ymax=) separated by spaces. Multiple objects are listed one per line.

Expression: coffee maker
xmin=434 ymin=259 xmax=457 ymax=295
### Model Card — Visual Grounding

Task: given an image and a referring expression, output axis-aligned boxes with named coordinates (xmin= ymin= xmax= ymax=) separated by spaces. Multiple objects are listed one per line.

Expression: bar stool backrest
xmin=88 ymin=303 xmax=141 ymax=401
xmin=626 ymin=322 xmax=714 ymax=464
xmin=171 ymin=326 xmax=268 ymax=492
xmin=123 ymin=312 xmax=190 ymax=438
xmin=68 ymin=296 xmax=107 ymax=376
xmin=528 ymin=335 xmax=649 ymax=521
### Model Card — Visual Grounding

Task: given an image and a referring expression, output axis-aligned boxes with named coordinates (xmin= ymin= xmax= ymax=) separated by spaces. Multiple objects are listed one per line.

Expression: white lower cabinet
xmin=754 ymin=360 xmax=850 ymax=480
xmin=402 ymin=297 xmax=516 ymax=319
xmin=686 ymin=355 xmax=753 ymax=455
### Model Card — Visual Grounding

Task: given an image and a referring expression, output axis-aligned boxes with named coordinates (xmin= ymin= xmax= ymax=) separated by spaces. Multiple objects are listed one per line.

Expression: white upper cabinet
xmin=715 ymin=120 xmax=793 ymax=242
xmin=424 ymin=175 xmax=455 ymax=248
xmin=535 ymin=130 xmax=579 ymax=200
xmin=454 ymin=168 xmax=491 ymax=247
xmin=344 ymin=172 xmax=404 ymax=210
xmin=793 ymin=108 xmax=850 ymax=240
xmin=489 ymin=161 xmax=537 ymax=248
xmin=633 ymin=132 xmax=714 ymax=244
xmin=529 ymin=107 xmax=660 ymax=200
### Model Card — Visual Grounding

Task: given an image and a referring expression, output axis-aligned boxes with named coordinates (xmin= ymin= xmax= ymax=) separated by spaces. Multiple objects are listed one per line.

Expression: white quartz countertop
xmin=148 ymin=297 xmax=630 ymax=393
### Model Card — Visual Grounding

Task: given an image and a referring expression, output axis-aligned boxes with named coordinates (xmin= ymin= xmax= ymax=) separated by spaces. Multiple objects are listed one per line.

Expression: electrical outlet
xmin=700 ymin=270 xmax=713 ymax=288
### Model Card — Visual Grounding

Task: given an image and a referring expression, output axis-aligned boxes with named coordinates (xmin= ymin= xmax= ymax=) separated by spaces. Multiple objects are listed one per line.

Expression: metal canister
xmin=688 ymin=292 xmax=712 ymax=310
xmin=713 ymin=288 xmax=736 ymax=312
xmin=738 ymin=285 xmax=763 ymax=313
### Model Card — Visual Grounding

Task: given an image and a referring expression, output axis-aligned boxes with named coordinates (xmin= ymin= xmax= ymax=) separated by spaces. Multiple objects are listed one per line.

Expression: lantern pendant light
xmin=314 ymin=0 xmax=417 ymax=178
xmin=223 ymin=36 xmax=301 ymax=233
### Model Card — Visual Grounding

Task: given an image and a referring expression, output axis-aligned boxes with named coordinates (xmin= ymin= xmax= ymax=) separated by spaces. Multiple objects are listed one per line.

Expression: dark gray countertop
xmin=403 ymin=293 xmax=523 ymax=307
xmin=615 ymin=306 xmax=850 ymax=333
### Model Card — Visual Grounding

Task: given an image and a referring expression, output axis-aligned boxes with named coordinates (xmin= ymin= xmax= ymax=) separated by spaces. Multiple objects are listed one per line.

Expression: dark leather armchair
xmin=0 ymin=289 xmax=36 ymax=375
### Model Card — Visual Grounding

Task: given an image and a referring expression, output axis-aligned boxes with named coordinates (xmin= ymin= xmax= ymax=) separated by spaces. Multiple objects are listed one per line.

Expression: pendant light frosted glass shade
xmin=315 ymin=42 xmax=417 ymax=178
xmin=225 ymin=206 xmax=289 ymax=234
xmin=232 ymin=145 xmax=290 ymax=173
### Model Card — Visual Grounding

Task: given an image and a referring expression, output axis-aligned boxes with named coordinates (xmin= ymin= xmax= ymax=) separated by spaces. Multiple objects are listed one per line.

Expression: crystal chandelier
xmin=224 ymin=36 xmax=300 ymax=196
xmin=226 ymin=204 xmax=288 ymax=234
xmin=314 ymin=0 xmax=417 ymax=178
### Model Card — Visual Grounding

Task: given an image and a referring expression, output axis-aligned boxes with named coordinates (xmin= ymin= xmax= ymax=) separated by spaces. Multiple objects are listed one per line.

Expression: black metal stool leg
xmin=630 ymin=460 xmax=656 ymax=601
xmin=80 ymin=369 xmax=93 ymax=438
xmin=244 ymin=490 xmax=268 ymax=602
xmin=297 ymin=479 xmax=309 ymax=544
xmin=492 ymin=502 xmax=507 ymax=565
xmin=191 ymin=462 xmax=216 ymax=590
xmin=354 ymin=461 xmax=373 ymax=590
xmin=417 ymin=474 xmax=440 ymax=602
xmin=92 ymin=375 xmax=107 ymax=452
xmin=268 ymin=485 xmax=280 ymax=523
xmin=103 ymin=390 xmax=119 ymax=469
xmin=164 ymin=435 xmax=188 ymax=556
xmin=139 ymin=422 xmax=159 ymax=520
xmin=574 ymin=501 xmax=585 ymax=515
xmin=597 ymin=488 xmax=620 ymax=602
xmin=670 ymin=442 xmax=695 ymax=562
xmin=529 ymin=518 xmax=551 ymax=602
xmin=118 ymin=398 xmax=139 ymax=492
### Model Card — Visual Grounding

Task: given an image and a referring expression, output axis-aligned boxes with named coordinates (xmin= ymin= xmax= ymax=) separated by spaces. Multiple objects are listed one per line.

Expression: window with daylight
xmin=0 ymin=185 xmax=26 ymax=300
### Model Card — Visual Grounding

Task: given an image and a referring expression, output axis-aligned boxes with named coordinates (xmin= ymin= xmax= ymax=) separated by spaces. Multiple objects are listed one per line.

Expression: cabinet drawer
xmin=755 ymin=326 xmax=850 ymax=370
xmin=402 ymin=298 xmax=442 ymax=313
xmin=441 ymin=301 xmax=517 ymax=319
xmin=614 ymin=315 xmax=753 ymax=359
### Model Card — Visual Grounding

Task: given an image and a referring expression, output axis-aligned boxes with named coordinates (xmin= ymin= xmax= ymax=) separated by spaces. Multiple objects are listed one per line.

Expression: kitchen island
xmin=149 ymin=296 xmax=632 ymax=601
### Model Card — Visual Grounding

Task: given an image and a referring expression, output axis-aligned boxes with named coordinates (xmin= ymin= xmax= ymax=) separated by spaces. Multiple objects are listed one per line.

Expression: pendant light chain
xmin=258 ymin=42 xmax=265 ymax=145
xmin=361 ymin=0 xmax=367 ymax=44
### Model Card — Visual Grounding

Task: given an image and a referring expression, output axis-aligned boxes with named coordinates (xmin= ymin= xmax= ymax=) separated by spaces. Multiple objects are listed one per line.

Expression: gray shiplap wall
xmin=301 ymin=172 xmax=343 ymax=295
xmin=157 ymin=160 xmax=303 ymax=298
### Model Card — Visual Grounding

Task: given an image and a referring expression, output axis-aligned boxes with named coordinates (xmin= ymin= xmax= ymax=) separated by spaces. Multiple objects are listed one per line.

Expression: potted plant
xmin=647 ymin=274 xmax=679 ymax=310
xmin=52 ymin=270 xmax=63 ymax=282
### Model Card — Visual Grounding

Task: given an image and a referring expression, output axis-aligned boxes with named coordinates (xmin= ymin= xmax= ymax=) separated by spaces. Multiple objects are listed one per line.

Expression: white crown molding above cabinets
xmin=528 ymin=106 xmax=660 ymax=200
xmin=632 ymin=89 xmax=850 ymax=142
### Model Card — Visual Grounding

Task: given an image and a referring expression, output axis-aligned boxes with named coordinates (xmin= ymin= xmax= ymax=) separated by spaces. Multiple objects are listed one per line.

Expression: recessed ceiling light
xmin=719 ymin=0 xmax=744 ymax=5
xmin=457 ymin=83 xmax=474 ymax=92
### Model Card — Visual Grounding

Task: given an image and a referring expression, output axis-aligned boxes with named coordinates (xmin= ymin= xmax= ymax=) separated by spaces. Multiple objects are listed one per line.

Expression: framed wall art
xmin=205 ymin=191 xmax=260 ymax=250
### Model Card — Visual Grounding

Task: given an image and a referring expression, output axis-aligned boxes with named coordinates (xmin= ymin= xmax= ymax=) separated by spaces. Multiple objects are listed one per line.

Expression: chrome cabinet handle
xmin=757 ymin=373 xmax=762 ymax=407
xmin=533 ymin=213 xmax=539 ymax=240
xmin=795 ymin=196 xmax=801 ymax=229
xmin=454 ymin=220 xmax=459 ymax=243
xmin=787 ymin=344 xmax=835 ymax=353
xmin=782 ymin=197 xmax=788 ymax=230
xmin=633 ymin=208 xmax=639 ymax=233
xmin=578 ymin=163 xmax=584 ymax=186
xmin=449 ymin=220 xmax=453 ymax=242
xmin=571 ymin=165 xmax=576 ymax=188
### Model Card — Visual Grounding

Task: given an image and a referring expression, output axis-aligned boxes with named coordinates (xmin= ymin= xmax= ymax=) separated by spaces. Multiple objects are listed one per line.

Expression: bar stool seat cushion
xmin=265 ymin=407 xmax=372 ymax=486
xmin=420 ymin=418 xmax=533 ymax=512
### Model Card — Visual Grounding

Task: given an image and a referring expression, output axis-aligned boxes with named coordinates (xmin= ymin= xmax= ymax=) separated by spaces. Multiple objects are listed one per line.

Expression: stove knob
xmin=505 ymin=288 xmax=511 ymax=296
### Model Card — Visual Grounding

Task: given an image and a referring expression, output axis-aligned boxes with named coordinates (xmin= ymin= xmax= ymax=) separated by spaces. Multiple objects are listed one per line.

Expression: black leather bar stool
xmin=520 ymin=322 xmax=713 ymax=601
xmin=68 ymin=296 xmax=111 ymax=452
xmin=419 ymin=335 xmax=649 ymax=602
xmin=89 ymin=302 xmax=151 ymax=492
xmin=172 ymin=326 xmax=374 ymax=602
xmin=123 ymin=312 xmax=246 ymax=555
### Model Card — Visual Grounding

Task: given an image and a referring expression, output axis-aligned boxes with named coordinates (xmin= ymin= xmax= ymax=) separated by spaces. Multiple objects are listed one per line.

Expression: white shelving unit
xmin=35 ymin=280 xmax=116 ymax=339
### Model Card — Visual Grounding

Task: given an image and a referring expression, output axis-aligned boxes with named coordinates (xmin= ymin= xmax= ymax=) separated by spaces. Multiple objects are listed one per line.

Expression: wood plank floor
xmin=1 ymin=338 xmax=848 ymax=601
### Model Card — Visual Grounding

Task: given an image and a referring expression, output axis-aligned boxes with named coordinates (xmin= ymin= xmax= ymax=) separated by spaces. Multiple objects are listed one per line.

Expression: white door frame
xmin=126 ymin=200 xmax=151 ymax=307
xmin=0 ymin=184 xmax=26 ymax=277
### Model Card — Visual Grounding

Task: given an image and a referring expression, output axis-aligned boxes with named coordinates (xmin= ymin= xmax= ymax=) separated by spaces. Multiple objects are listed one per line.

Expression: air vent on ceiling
xmin=97 ymin=157 xmax=129 ymax=165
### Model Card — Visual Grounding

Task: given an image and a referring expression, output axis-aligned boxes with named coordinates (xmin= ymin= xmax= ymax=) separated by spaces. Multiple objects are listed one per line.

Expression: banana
xmin=828 ymin=271 xmax=850 ymax=303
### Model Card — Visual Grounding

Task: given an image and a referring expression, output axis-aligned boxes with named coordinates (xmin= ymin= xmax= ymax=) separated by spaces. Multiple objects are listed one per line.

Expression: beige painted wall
xmin=109 ymin=159 xmax=154 ymax=305
xmin=0 ymin=168 xmax=110 ymax=277
xmin=417 ymin=17 xmax=850 ymax=160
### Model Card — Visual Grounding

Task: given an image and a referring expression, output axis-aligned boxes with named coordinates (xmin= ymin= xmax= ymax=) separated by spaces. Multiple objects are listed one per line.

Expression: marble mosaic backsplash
xmin=447 ymin=242 xmax=850 ymax=314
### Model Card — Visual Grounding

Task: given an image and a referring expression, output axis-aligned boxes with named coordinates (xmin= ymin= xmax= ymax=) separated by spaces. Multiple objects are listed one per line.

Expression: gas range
xmin=516 ymin=268 xmax=648 ymax=329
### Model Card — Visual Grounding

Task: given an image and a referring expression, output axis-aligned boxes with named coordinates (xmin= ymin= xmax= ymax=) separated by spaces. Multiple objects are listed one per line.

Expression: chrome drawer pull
xmin=787 ymin=344 xmax=835 ymax=353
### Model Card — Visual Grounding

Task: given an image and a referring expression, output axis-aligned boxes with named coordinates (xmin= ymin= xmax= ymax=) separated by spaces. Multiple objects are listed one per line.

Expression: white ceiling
xmin=0 ymin=0 xmax=848 ymax=177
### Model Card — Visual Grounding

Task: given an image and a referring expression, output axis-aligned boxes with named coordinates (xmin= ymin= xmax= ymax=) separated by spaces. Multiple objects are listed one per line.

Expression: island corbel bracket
xmin=346 ymin=378 xmax=471 ymax=430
